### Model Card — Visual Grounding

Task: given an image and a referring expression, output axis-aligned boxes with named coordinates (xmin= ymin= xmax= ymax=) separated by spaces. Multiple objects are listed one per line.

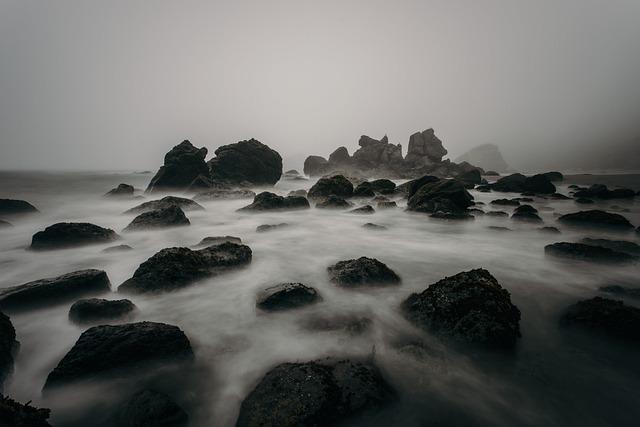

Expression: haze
xmin=1 ymin=0 xmax=639 ymax=172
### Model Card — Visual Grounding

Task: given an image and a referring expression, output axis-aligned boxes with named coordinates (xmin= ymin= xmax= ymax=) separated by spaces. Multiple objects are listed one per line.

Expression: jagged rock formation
xmin=147 ymin=140 xmax=209 ymax=192
xmin=405 ymin=129 xmax=447 ymax=167
xmin=455 ymin=144 xmax=509 ymax=173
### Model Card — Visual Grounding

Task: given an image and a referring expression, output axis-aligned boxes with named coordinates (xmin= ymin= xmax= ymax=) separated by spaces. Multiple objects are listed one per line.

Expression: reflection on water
xmin=1 ymin=171 xmax=639 ymax=426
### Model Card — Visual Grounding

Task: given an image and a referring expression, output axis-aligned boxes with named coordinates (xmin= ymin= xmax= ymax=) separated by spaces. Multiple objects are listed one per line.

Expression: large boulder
xmin=146 ymin=140 xmax=209 ymax=192
xmin=0 ymin=199 xmax=38 ymax=216
xmin=0 ymin=395 xmax=51 ymax=427
xmin=327 ymin=257 xmax=400 ymax=287
xmin=561 ymin=297 xmax=640 ymax=341
xmin=396 ymin=175 xmax=439 ymax=198
xmin=522 ymin=174 xmax=556 ymax=194
xmin=491 ymin=173 xmax=555 ymax=194
xmin=368 ymin=179 xmax=396 ymax=194
xmin=542 ymin=171 xmax=564 ymax=182
xmin=107 ymin=390 xmax=188 ymax=427
xmin=581 ymin=238 xmax=640 ymax=256
xmin=573 ymin=184 xmax=636 ymax=200
xmin=544 ymin=242 xmax=637 ymax=264
xmin=43 ymin=322 xmax=194 ymax=390
xmin=118 ymin=242 xmax=252 ymax=294
xmin=405 ymin=129 xmax=447 ymax=166
xmin=490 ymin=173 xmax=527 ymax=192
xmin=0 ymin=270 xmax=111 ymax=311
xmin=238 ymin=192 xmax=310 ymax=211
xmin=236 ymin=358 xmax=394 ymax=427
xmin=328 ymin=147 xmax=351 ymax=165
xmin=401 ymin=269 xmax=521 ymax=348
xmin=351 ymin=135 xmax=403 ymax=170
xmin=104 ymin=184 xmax=134 ymax=198
xmin=303 ymin=155 xmax=330 ymax=177
xmin=0 ymin=311 xmax=18 ymax=392
xmin=30 ymin=223 xmax=119 ymax=250
xmin=208 ymin=139 xmax=282 ymax=185
xmin=123 ymin=205 xmax=190 ymax=232
xmin=256 ymin=283 xmax=321 ymax=312
xmin=308 ymin=175 xmax=354 ymax=199
xmin=454 ymin=144 xmax=509 ymax=173
xmin=68 ymin=298 xmax=137 ymax=325
xmin=407 ymin=179 xmax=474 ymax=213
xmin=124 ymin=196 xmax=204 ymax=215
xmin=558 ymin=210 xmax=634 ymax=229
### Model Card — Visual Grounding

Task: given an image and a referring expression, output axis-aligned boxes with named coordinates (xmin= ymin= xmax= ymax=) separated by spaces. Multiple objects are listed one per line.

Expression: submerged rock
xmin=208 ymin=138 xmax=282 ymax=185
xmin=256 ymin=223 xmax=289 ymax=233
xmin=363 ymin=223 xmax=387 ymax=230
xmin=102 ymin=244 xmax=133 ymax=253
xmin=542 ymin=171 xmax=564 ymax=182
xmin=349 ymin=205 xmax=375 ymax=214
xmin=256 ymin=283 xmax=321 ymax=312
xmin=193 ymin=188 xmax=256 ymax=201
xmin=430 ymin=211 xmax=474 ymax=220
xmin=123 ymin=205 xmax=190 ymax=232
xmin=315 ymin=196 xmax=353 ymax=210
xmin=0 ymin=311 xmax=18 ymax=392
xmin=328 ymin=257 xmax=400 ymax=287
xmin=146 ymin=140 xmax=209 ymax=192
xmin=235 ymin=358 xmax=394 ymax=427
xmin=0 ymin=395 xmax=51 ymax=427
xmin=43 ymin=322 xmax=194 ymax=390
xmin=119 ymin=243 xmax=252 ymax=294
xmin=68 ymin=298 xmax=137 ymax=325
xmin=238 ymin=192 xmax=309 ymax=211
xmin=558 ymin=210 xmax=634 ymax=229
xmin=0 ymin=220 xmax=12 ymax=228
xmin=30 ymin=223 xmax=118 ymax=250
xmin=401 ymin=269 xmax=521 ymax=348
xmin=544 ymin=242 xmax=637 ymax=263
xmin=0 ymin=270 xmax=111 ymax=311
xmin=308 ymin=175 xmax=354 ymax=199
xmin=104 ymin=183 xmax=134 ymax=198
xmin=124 ymin=196 xmax=204 ymax=215
xmin=107 ymin=389 xmax=188 ymax=427
xmin=580 ymin=238 xmax=640 ymax=255
xmin=194 ymin=236 xmax=242 ymax=248
xmin=407 ymin=179 xmax=473 ymax=213
xmin=575 ymin=197 xmax=595 ymax=204
xmin=0 ymin=199 xmax=38 ymax=216
xmin=561 ymin=297 xmax=640 ymax=342
xmin=486 ymin=211 xmax=508 ymax=217
xmin=511 ymin=205 xmax=542 ymax=222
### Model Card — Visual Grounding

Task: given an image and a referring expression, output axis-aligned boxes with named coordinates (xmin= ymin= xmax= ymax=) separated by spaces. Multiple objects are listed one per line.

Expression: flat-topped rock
xmin=0 ymin=220 xmax=12 ymax=228
xmin=581 ymin=238 xmax=640 ymax=255
xmin=123 ymin=205 xmax=190 ymax=232
xmin=124 ymin=196 xmax=204 ymax=215
xmin=194 ymin=236 xmax=242 ymax=248
xmin=238 ymin=192 xmax=309 ymax=211
xmin=545 ymin=242 xmax=637 ymax=263
xmin=407 ymin=179 xmax=473 ymax=213
xmin=208 ymin=138 xmax=282 ymax=185
xmin=102 ymin=244 xmax=133 ymax=253
xmin=256 ymin=283 xmax=321 ymax=312
xmin=256 ymin=223 xmax=289 ymax=233
xmin=558 ymin=210 xmax=634 ymax=229
xmin=30 ymin=223 xmax=118 ymax=250
xmin=68 ymin=298 xmax=137 ymax=325
xmin=308 ymin=175 xmax=354 ymax=199
xmin=328 ymin=257 xmax=400 ymax=287
xmin=0 ymin=199 xmax=38 ymax=216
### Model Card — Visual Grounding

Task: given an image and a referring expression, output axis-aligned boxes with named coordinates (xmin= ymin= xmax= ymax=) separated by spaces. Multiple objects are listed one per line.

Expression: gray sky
xmin=1 ymin=0 xmax=639 ymax=172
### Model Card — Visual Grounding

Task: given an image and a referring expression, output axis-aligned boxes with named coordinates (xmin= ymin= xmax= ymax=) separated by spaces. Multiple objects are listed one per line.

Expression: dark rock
xmin=193 ymin=188 xmax=256 ymax=201
xmin=491 ymin=173 xmax=527 ymax=192
xmin=328 ymin=147 xmax=351 ymax=165
xmin=580 ymin=238 xmax=640 ymax=255
xmin=208 ymin=138 xmax=282 ymax=185
xmin=468 ymin=208 xmax=485 ymax=215
xmin=542 ymin=171 xmax=564 ymax=182
xmin=487 ymin=226 xmax=512 ymax=232
xmin=68 ymin=298 xmax=136 ymax=325
xmin=0 ymin=220 xmax=12 ymax=228
xmin=560 ymin=297 xmax=640 ymax=341
xmin=288 ymin=189 xmax=307 ymax=197
xmin=315 ymin=196 xmax=352 ymax=210
xmin=303 ymin=156 xmax=330 ymax=177
xmin=123 ymin=206 xmax=190 ymax=232
xmin=349 ymin=205 xmax=375 ymax=214
xmin=407 ymin=179 xmax=474 ymax=213
xmin=401 ymin=269 xmax=521 ymax=348
xmin=0 ymin=199 xmax=38 ymax=216
xmin=43 ymin=322 xmax=194 ymax=390
xmin=147 ymin=140 xmax=209 ymax=192
xmin=558 ymin=210 xmax=634 ymax=229
xmin=544 ymin=242 xmax=637 ymax=263
xmin=491 ymin=199 xmax=520 ymax=206
xmin=573 ymin=184 xmax=636 ymax=200
xmin=30 ymin=223 xmax=118 ymax=250
xmin=102 ymin=244 xmax=133 ymax=253
xmin=352 ymin=182 xmax=375 ymax=198
xmin=301 ymin=313 xmax=372 ymax=335
xmin=377 ymin=201 xmax=397 ymax=209
xmin=396 ymin=175 xmax=439 ymax=198
xmin=328 ymin=257 xmax=400 ymax=287
xmin=486 ymin=211 xmax=508 ymax=217
xmin=523 ymin=174 xmax=556 ymax=194
xmin=475 ymin=184 xmax=492 ymax=192
xmin=256 ymin=283 xmax=321 ymax=311
xmin=104 ymin=184 xmax=134 ymax=198
xmin=238 ymin=192 xmax=309 ymax=212
xmin=124 ymin=196 xmax=204 ymax=215
xmin=459 ymin=169 xmax=482 ymax=185
xmin=539 ymin=226 xmax=561 ymax=234
xmin=282 ymin=170 xmax=306 ymax=181
xmin=485 ymin=170 xmax=500 ymax=176
xmin=599 ymin=285 xmax=640 ymax=300
xmin=0 ymin=311 xmax=18 ymax=392
xmin=362 ymin=223 xmax=387 ymax=230
xmin=430 ymin=211 xmax=474 ymax=221
xmin=575 ymin=197 xmax=594 ymax=204
xmin=550 ymin=193 xmax=571 ymax=200
xmin=491 ymin=173 xmax=556 ymax=194
xmin=308 ymin=175 xmax=353 ymax=199
xmin=352 ymin=135 xmax=403 ymax=170
xmin=511 ymin=204 xmax=542 ymax=222
xmin=454 ymin=144 xmax=509 ymax=173
xmin=0 ymin=395 xmax=51 ymax=427
xmin=256 ymin=223 xmax=289 ymax=233
xmin=0 ymin=270 xmax=111 ymax=311
xmin=108 ymin=389 xmax=188 ymax=427
xmin=119 ymin=243 xmax=252 ymax=294
xmin=405 ymin=129 xmax=447 ymax=166
xmin=369 ymin=179 xmax=396 ymax=194
xmin=514 ymin=197 xmax=534 ymax=202
xmin=235 ymin=358 xmax=394 ymax=427
xmin=194 ymin=236 xmax=242 ymax=247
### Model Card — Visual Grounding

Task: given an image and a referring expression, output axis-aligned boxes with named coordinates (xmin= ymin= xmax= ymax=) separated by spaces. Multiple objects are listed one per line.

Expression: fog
xmin=1 ymin=0 xmax=640 ymax=172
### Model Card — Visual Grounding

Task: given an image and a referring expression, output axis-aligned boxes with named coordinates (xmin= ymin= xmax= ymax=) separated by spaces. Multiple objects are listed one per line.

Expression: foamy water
xmin=1 ymin=171 xmax=639 ymax=426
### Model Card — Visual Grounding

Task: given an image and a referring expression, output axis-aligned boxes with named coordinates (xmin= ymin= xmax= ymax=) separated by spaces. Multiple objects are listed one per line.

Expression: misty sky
xmin=1 ymin=0 xmax=639 ymax=172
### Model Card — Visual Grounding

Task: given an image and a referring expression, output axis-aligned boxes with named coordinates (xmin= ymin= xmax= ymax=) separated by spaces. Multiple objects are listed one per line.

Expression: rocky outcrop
xmin=561 ymin=297 xmax=640 ymax=342
xmin=407 ymin=179 xmax=474 ymax=214
xmin=30 ymin=223 xmax=118 ymax=250
xmin=0 ymin=311 xmax=18 ymax=392
xmin=68 ymin=298 xmax=137 ymax=325
xmin=308 ymin=175 xmax=354 ymax=199
xmin=544 ymin=242 xmax=637 ymax=263
xmin=107 ymin=390 xmax=189 ymax=427
xmin=352 ymin=135 xmax=403 ymax=170
xmin=396 ymin=175 xmax=439 ymax=198
xmin=123 ymin=205 xmax=190 ymax=232
xmin=303 ymin=156 xmax=330 ymax=177
xmin=328 ymin=147 xmax=351 ymax=165
xmin=315 ymin=196 xmax=352 ymax=210
xmin=118 ymin=242 xmax=252 ymax=294
xmin=454 ymin=144 xmax=509 ymax=173
xmin=558 ymin=210 xmax=634 ymax=229
xmin=542 ymin=171 xmax=563 ymax=182
xmin=236 ymin=358 xmax=394 ymax=427
xmin=146 ymin=140 xmax=209 ymax=192
xmin=124 ymin=196 xmax=204 ymax=215
xmin=401 ymin=269 xmax=521 ymax=348
xmin=43 ymin=322 xmax=194 ymax=390
xmin=0 ymin=270 xmax=111 ymax=311
xmin=405 ymin=129 xmax=447 ymax=167
xmin=0 ymin=199 xmax=38 ymax=216
xmin=238 ymin=192 xmax=310 ymax=211
xmin=104 ymin=183 xmax=134 ymax=198
xmin=208 ymin=139 xmax=282 ymax=185
xmin=327 ymin=257 xmax=400 ymax=287
xmin=581 ymin=238 xmax=640 ymax=255
xmin=0 ymin=395 xmax=51 ymax=427
xmin=256 ymin=283 xmax=321 ymax=311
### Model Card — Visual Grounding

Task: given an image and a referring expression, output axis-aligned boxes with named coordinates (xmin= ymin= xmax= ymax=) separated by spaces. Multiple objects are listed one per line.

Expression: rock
xmin=573 ymin=184 xmax=636 ymax=200
xmin=405 ymin=129 xmax=447 ymax=166
xmin=599 ymin=285 xmax=640 ymax=300
xmin=396 ymin=175 xmax=439 ymax=198
xmin=371 ymin=195 xmax=390 ymax=202
xmin=377 ymin=201 xmax=397 ymax=209
xmin=469 ymin=208 xmax=485 ymax=215
xmin=238 ymin=192 xmax=309 ymax=211
xmin=0 ymin=395 xmax=51 ymax=427
xmin=575 ymin=197 xmax=594 ymax=204
xmin=124 ymin=196 xmax=204 ymax=215
xmin=194 ymin=236 xmax=242 ymax=247
xmin=542 ymin=171 xmax=563 ymax=182
xmin=454 ymin=144 xmax=509 ymax=172
xmin=328 ymin=147 xmax=351 ymax=165
xmin=146 ymin=140 xmax=209 ymax=192
xmin=487 ymin=226 xmax=512 ymax=232
xmin=362 ymin=223 xmax=387 ymax=230
xmin=401 ymin=269 xmax=521 ymax=348
xmin=550 ymin=193 xmax=571 ymax=200
xmin=491 ymin=199 xmax=520 ymax=206
xmin=511 ymin=204 xmax=542 ymax=222
xmin=193 ymin=188 xmax=256 ymax=201
xmin=208 ymin=138 xmax=282 ymax=185
xmin=0 ymin=270 xmax=111 ymax=311
xmin=539 ymin=226 xmax=561 ymax=234
xmin=104 ymin=184 xmax=134 ymax=198
xmin=68 ymin=298 xmax=137 ymax=325
xmin=0 ymin=220 xmax=12 ymax=228
xmin=30 ymin=223 xmax=118 ymax=250
xmin=102 ymin=244 xmax=133 ymax=253
xmin=288 ymin=189 xmax=307 ymax=197
xmin=235 ymin=358 xmax=394 ymax=427
xmin=544 ymin=242 xmax=637 ymax=263
xmin=523 ymin=174 xmax=556 ymax=194
xmin=459 ymin=169 xmax=482 ymax=185
xmin=123 ymin=206 xmax=190 ymax=232
xmin=256 ymin=223 xmax=289 ymax=233
xmin=328 ymin=257 xmax=400 ymax=287
xmin=303 ymin=155 xmax=330 ymax=177
xmin=0 ymin=311 xmax=18 ymax=392
xmin=349 ymin=205 xmax=375 ymax=214
xmin=119 ymin=243 xmax=252 ymax=294
xmin=308 ymin=175 xmax=354 ymax=199
xmin=407 ymin=179 xmax=474 ymax=213
xmin=315 ymin=196 xmax=353 ymax=210
xmin=282 ymin=170 xmax=306 ymax=181
xmin=352 ymin=135 xmax=403 ymax=170
xmin=581 ymin=238 xmax=640 ymax=255
xmin=301 ymin=313 xmax=372 ymax=335
xmin=368 ymin=179 xmax=396 ymax=194
xmin=256 ymin=283 xmax=321 ymax=312
xmin=43 ymin=322 xmax=194 ymax=390
xmin=430 ymin=211 xmax=474 ymax=220
xmin=558 ymin=210 xmax=634 ymax=229
xmin=560 ymin=297 xmax=640 ymax=341
xmin=0 ymin=199 xmax=38 ymax=216
xmin=352 ymin=182 xmax=375 ymax=198
xmin=107 ymin=389 xmax=188 ymax=427
xmin=486 ymin=211 xmax=508 ymax=217
xmin=491 ymin=173 xmax=556 ymax=194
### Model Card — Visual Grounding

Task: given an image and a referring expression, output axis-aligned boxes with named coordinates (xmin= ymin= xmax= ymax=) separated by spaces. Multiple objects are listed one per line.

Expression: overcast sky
xmin=1 ymin=0 xmax=639 ymax=171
